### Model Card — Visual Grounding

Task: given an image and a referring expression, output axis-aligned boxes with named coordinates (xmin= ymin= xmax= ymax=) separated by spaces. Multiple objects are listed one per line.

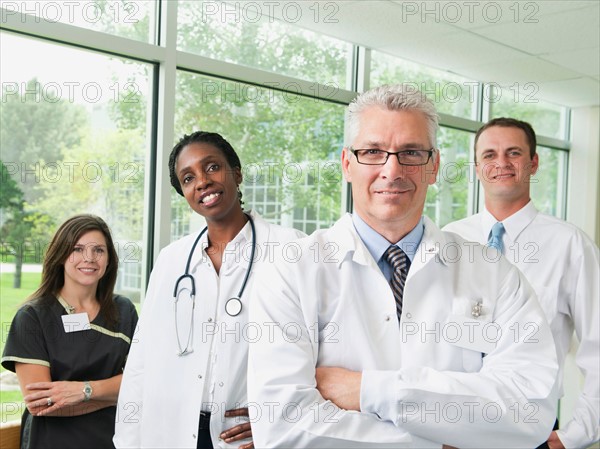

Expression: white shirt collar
xmin=482 ymin=201 xmax=539 ymax=241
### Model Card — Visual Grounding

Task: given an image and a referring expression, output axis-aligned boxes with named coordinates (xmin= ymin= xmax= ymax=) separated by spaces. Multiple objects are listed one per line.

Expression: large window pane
xmin=424 ymin=127 xmax=473 ymax=227
xmin=1 ymin=0 xmax=155 ymax=42
xmin=489 ymin=86 xmax=568 ymax=139
xmin=371 ymin=50 xmax=478 ymax=120
xmin=530 ymin=146 xmax=567 ymax=218
xmin=171 ymin=72 xmax=345 ymax=239
xmin=1 ymin=32 xmax=151 ymax=305
xmin=177 ymin=1 xmax=351 ymax=87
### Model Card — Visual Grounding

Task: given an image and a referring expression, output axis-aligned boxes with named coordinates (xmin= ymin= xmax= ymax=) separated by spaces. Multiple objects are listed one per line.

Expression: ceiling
xmin=275 ymin=0 xmax=600 ymax=108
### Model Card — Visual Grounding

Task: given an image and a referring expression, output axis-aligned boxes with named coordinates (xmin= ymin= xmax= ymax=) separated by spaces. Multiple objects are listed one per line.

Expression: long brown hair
xmin=28 ymin=214 xmax=120 ymax=328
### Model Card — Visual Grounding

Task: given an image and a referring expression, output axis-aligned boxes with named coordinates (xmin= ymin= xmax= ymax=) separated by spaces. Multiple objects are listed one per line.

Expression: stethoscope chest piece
xmin=225 ymin=297 xmax=243 ymax=317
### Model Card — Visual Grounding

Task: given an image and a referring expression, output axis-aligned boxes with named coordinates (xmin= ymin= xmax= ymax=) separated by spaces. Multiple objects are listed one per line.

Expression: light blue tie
xmin=487 ymin=222 xmax=505 ymax=253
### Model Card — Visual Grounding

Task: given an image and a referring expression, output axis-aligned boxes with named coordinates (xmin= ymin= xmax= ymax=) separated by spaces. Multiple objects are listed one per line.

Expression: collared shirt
xmin=352 ymin=213 xmax=424 ymax=282
xmin=114 ymin=212 xmax=305 ymax=449
xmin=444 ymin=201 xmax=600 ymax=448
xmin=480 ymin=200 xmax=538 ymax=252
xmin=248 ymin=213 xmax=559 ymax=448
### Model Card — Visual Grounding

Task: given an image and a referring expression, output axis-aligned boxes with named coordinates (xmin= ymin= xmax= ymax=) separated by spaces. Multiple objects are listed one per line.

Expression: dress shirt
xmin=445 ymin=201 xmax=600 ymax=448
xmin=352 ymin=213 xmax=423 ymax=282
xmin=248 ymin=214 xmax=559 ymax=448
xmin=114 ymin=211 xmax=304 ymax=449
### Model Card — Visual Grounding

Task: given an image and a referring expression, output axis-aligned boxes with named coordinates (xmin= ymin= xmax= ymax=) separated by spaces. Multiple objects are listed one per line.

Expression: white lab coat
xmin=247 ymin=214 xmax=559 ymax=448
xmin=114 ymin=211 xmax=304 ymax=448
xmin=444 ymin=202 xmax=600 ymax=448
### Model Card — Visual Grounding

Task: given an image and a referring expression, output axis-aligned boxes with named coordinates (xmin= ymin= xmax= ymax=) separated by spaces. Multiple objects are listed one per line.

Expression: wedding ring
xmin=47 ymin=397 xmax=53 ymax=406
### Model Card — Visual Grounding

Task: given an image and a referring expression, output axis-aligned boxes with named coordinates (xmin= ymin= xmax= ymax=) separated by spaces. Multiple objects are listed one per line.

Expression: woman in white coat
xmin=114 ymin=131 xmax=304 ymax=449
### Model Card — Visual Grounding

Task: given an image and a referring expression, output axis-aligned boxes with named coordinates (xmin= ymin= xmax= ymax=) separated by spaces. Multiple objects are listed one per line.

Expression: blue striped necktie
xmin=383 ymin=245 xmax=410 ymax=323
xmin=487 ymin=222 xmax=505 ymax=253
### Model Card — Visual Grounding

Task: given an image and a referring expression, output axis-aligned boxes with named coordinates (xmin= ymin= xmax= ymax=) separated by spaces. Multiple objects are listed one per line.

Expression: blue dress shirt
xmin=352 ymin=213 xmax=424 ymax=282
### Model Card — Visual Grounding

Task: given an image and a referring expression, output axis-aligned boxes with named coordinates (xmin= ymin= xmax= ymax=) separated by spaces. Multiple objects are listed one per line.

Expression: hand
xmin=220 ymin=407 xmax=253 ymax=449
xmin=315 ymin=366 xmax=362 ymax=411
xmin=547 ymin=431 xmax=565 ymax=449
xmin=24 ymin=381 xmax=86 ymax=416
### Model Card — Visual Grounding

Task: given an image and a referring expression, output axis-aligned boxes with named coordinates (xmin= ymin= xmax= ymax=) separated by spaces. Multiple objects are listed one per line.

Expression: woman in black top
xmin=2 ymin=214 xmax=138 ymax=449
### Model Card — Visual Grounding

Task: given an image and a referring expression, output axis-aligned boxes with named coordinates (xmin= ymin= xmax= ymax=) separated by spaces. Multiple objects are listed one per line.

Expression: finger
xmin=223 ymin=429 xmax=252 ymax=443
xmin=23 ymin=392 xmax=50 ymax=403
xmin=224 ymin=407 xmax=249 ymax=417
xmin=239 ymin=442 xmax=254 ymax=449
xmin=36 ymin=403 xmax=59 ymax=417
xmin=220 ymin=423 xmax=251 ymax=439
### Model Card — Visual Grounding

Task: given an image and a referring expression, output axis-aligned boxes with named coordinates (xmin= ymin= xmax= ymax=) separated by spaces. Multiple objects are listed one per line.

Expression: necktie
xmin=383 ymin=245 xmax=410 ymax=322
xmin=487 ymin=222 xmax=505 ymax=253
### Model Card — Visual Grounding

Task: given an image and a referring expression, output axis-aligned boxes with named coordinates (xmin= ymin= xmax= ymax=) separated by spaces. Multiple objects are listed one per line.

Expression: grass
xmin=1 ymin=390 xmax=24 ymax=424
xmin=1 ymin=271 xmax=40 ymax=424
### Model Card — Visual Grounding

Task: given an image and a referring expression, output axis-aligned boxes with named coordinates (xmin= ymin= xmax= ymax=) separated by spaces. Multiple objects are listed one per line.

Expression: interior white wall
xmin=568 ymin=106 xmax=600 ymax=244
xmin=562 ymin=106 xmax=599 ymax=448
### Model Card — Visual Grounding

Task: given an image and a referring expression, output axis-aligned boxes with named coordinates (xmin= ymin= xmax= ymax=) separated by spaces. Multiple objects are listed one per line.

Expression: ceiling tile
xmin=380 ymin=31 xmax=528 ymax=71
xmin=455 ymin=57 xmax=583 ymax=84
xmin=541 ymin=48 xmax=600 ymax=78
xmin=536 ymin=77 xmax=600 ymax=107
xmin=468 ymin=4 xmax=599 ymax=55
xmin=434 ymin=0 xmax=599 ymax=30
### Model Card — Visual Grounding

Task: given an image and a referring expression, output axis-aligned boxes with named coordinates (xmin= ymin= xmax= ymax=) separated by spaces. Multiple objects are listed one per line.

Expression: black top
xmin=2 ymin=295 xmax=138 ymax=449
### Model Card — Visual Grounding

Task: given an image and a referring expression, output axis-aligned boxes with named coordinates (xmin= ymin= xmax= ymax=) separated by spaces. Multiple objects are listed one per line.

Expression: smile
xmin=492 ymin=173 xmax=515 ymax=180
xmin=199 ymin=191 xmax=222 ymax=205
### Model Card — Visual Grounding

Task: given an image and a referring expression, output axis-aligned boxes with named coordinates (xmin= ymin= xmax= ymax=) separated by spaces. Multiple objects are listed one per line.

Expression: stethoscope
xmin=173 ymin=214 xmax=256 ymax=356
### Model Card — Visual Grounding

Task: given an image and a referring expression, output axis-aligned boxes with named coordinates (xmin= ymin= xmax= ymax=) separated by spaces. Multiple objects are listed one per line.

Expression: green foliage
xmin=178 ymin=2 xmax=348 ymax=85
xmin=0 ymin=79 xmax=87 ymax=202
xmin=0 ymin=161 xmax=24 ymax=210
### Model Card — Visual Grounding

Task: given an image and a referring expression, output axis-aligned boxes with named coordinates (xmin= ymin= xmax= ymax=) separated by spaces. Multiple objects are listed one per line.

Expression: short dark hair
xmin=169 ymin=131 xmax=242 ymax=197
xmin=474 ymin=117 xmax=537 ymax=162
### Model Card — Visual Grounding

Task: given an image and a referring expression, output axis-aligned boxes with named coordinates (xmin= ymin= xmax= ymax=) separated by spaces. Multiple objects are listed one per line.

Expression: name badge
xmin=445 ymin=314 xmax=499 ymax=354
xmin=62 ymin=312 xmax=91 ymax=333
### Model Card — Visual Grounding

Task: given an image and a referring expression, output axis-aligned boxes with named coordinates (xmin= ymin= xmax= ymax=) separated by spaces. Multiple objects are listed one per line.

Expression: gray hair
xmin=344 ymin=84 xmax=439 ymax=148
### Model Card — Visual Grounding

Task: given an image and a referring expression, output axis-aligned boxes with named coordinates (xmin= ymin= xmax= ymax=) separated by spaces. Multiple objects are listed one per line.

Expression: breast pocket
xmin=462 ymin=348 xmax=483 ymax=372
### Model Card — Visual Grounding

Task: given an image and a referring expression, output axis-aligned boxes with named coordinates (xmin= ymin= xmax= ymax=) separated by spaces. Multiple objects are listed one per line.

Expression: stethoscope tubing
xmin=173 ymin=214 xmax=256 ymax=356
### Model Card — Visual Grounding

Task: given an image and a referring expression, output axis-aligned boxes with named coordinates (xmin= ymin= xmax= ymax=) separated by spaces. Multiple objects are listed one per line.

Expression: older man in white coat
xmin=247 ymin=84 xmax=559 ymax=448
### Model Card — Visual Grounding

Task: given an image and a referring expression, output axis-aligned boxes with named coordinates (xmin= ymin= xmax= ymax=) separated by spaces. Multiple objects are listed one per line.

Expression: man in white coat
xmin=247 ymin=84 xmax=560 ymax=448
xmin=444 ymin=117 xmax=599 ymax=449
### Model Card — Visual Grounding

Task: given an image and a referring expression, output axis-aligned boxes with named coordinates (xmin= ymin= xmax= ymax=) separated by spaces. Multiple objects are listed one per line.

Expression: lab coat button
xmin=385 ymin=316 xmax=390 ymax=321
xmin=193 ymin=434 xmax=196 ymax=439
xmin=406 ymin=313 xmax=412 ymax=319
xmin=198 ymin=374 xmax=202 ymax=379
xmin=208 ymin=317 xmax=213 ymax=322
xmin=219 ymin=381 xmax=224 ymax=387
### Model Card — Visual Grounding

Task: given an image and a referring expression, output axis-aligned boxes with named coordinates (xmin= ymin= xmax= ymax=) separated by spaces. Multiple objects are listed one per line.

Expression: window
xmin=177 ymin=1 xmax=351 ymax=87
xmin=489 ymin=86 xmax=568 ymax=140
xmin=0 ymin=32 xmax=151 ymax=303
xmin=424 ymin=128 xmax=474 ymax=226
xmin=0 ymin=0 xmax=156 ymax=42
xmin=530 ymin=146 xmax=568 ymax=217
xmin=371 ymin=50 xmax=479 ymax=120
xmin=171 ymin=72 xmax=345 ymax=239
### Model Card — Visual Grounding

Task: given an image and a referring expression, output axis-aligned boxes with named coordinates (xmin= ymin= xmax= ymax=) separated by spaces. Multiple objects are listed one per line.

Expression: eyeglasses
xmin=350 ymin=148 xmax=435 ymax=166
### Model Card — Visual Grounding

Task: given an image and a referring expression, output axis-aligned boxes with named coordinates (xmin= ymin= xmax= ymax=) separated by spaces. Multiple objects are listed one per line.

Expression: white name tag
xmin=445 ymin=314 xmax=499 ymax=354
xmin=62 ymin=312 xmax=91 ymax=333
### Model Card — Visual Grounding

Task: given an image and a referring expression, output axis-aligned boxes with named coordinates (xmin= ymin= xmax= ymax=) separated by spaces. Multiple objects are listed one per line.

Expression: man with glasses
xmin=247 ymin=84 xmax=559 ymax=448
xmin=444 ymin=118 xmax=599 ymax=449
